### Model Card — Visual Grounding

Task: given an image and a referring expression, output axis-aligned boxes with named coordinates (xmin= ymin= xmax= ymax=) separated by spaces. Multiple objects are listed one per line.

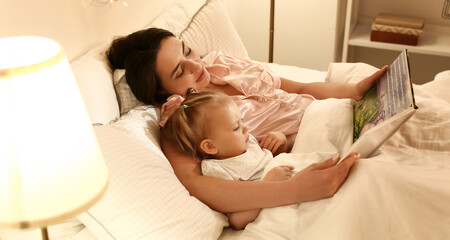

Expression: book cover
xmin=343 ymin=50 xmax=417 ymax=159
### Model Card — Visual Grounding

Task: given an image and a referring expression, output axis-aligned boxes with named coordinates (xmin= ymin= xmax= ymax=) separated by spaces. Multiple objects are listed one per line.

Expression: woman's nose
xmin=243 ymin=124 xmax=248 ymax=134
xmin=184 ymin=59 xmax=201 ymax=73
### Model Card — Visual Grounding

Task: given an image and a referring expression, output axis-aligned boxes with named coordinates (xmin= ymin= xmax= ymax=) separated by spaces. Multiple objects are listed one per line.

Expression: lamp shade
xmin=0 ymin=36 xmax=108 ymax=229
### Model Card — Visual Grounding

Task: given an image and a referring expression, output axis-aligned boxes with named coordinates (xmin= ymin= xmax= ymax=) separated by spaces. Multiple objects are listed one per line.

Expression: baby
xmin=162 ymin=91 xmax=294 ymax=230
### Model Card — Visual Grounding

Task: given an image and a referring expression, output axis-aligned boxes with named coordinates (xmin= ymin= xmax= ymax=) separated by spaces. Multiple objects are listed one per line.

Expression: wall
xmin=224 ymin=0 xmax=270 ymax=62
xmin=273 ymin=0 xmax=346 ymax=70
xmin=224 ymin=0 xmax=347 ymax=71
xmin=0 ymin=0 xmax=180 ymax=61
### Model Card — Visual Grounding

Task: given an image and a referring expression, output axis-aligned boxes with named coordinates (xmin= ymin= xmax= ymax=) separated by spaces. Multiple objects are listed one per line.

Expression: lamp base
xmin=41 ymin=227 xmax=49 ymax=240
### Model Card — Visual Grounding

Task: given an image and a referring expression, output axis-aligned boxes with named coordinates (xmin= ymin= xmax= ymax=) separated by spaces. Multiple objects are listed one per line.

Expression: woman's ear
xmin=200 ymin=139 xmax=218 ymax=156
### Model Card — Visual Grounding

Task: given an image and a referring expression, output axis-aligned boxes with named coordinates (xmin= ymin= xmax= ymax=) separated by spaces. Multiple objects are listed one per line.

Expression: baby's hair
xmin=162 ymin=91 xmax=231 ymax=159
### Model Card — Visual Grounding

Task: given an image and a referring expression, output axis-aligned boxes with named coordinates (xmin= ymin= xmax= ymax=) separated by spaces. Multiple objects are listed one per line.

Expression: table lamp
xmin=0 ymin=36 xmax=109 ymax=240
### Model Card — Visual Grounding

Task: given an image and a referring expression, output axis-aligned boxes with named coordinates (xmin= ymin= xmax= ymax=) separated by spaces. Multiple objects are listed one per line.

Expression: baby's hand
xmin=260 ymin=131 xmax=288 ymax=155
xmin=263 ymin=165 xmax=294 ymax=181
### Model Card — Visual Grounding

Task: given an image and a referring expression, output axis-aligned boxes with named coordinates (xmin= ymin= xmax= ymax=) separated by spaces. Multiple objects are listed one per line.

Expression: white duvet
xmin=221 ymin=64 xmax=450 ymax=240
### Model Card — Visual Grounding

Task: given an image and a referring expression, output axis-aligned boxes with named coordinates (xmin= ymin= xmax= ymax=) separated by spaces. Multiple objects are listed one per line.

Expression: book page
xmin=353 ymin=50 xmax=412 ymax=142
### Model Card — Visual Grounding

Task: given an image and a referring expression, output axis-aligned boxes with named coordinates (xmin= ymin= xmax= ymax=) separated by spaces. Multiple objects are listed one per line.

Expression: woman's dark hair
xmin=107 ymin=28 xmax=174 ymax=106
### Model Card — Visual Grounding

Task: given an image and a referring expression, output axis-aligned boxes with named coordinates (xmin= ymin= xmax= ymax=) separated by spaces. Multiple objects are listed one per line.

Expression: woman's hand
xmin=290 ymin=153 xmax=359 ymax=203
xmin=352 ymin=65 xmax=388 ymax=101
xmin=260 ymin=131 xmax=288 ymax=155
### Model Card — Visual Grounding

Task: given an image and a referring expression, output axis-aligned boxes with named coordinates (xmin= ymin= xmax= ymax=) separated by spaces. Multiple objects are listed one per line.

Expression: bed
xmin=2 ymin=0 xmax=450 ymax=239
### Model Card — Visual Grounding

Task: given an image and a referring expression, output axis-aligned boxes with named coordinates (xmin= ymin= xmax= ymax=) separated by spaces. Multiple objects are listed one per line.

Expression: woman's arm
xmin=161 ymin=136 xmax=359 ymax=213
xmin=280 ymin=66 xmax=388 ymax=101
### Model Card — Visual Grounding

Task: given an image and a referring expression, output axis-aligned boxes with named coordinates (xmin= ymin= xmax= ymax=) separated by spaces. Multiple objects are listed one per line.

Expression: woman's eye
xmin=177 ymin=69 xmax=184 ymax=78
xmin=186 ymin=47 xmax=191 ymax=57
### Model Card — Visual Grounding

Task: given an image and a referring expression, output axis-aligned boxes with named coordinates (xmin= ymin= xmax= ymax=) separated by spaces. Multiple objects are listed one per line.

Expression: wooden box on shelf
xmin=370 ymin=13 xmax=424 ymax=46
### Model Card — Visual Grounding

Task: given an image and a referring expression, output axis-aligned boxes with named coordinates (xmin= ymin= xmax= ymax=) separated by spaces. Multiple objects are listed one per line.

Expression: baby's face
xmin=207 ymin=101 xmax=249 ymax=159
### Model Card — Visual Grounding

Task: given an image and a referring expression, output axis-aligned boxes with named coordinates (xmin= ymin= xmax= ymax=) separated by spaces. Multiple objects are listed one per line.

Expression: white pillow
xmin=150 ymin=0 xmax=248 ymax=59
xmin=325 ymin=62 xmax=379 ymax=84
xmin=291 ymin=98 xmax=355 ymax=156
xmin=71 ymin=45 xmax=120 ymax=124
xmin=149 ymin=0 xmax=207 ymax=38
xmin=177 ymin=0 xmax=248 ymax=59
xmin=109 ymin=106 xmax=163 ymax=156
xmin=78 ymin=120 xmax=228 ymax=240
xmin=114 ymin=0 xmax=248 ymax=115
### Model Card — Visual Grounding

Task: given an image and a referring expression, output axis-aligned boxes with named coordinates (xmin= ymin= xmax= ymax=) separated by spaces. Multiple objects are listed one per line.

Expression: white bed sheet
xmin=267 ymin=62 xmax=328 ymax=83
xmin=76 ymin=64 xmax=449 ymax=240
xmin=62 ymin=64 xmax=327 ymax=240
xmin=218 ymin=66 xmax=450 ymax=240
xmin=5 ymin=65 xmax=445 ymax=240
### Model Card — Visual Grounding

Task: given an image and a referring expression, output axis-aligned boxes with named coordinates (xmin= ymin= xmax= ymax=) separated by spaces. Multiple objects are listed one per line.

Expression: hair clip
xmin=186 ymin=88 xmax=197 ymax=96
xmin=183 ymin=104 xmax=188 ymax=109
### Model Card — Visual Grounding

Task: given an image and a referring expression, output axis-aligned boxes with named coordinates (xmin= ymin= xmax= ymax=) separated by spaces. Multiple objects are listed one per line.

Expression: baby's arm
xmin=227 ymin=209 xmax=261 ymax=230
xmin=226 ymin=165 xmax=294 ymax=230
xmin=260 ymin=131 xmax=288 ymax=156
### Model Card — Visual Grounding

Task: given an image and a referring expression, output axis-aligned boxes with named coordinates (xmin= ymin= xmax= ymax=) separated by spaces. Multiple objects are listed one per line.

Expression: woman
xmin=107 ymin=28 xmax=387 ymax=214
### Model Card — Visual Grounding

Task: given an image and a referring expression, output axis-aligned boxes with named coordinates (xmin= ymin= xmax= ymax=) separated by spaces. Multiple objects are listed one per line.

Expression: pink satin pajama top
xmin=160 ymin=51 xmax=314 ymax=141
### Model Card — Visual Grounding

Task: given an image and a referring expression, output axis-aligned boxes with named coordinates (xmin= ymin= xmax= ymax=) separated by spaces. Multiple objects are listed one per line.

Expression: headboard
xmin=0 ymin=0 xmax=182 ymax=61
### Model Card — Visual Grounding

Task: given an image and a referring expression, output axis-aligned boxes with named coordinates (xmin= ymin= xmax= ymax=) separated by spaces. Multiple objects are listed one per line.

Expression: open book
xmin=343 ymin=50 xmax=418 ymax=159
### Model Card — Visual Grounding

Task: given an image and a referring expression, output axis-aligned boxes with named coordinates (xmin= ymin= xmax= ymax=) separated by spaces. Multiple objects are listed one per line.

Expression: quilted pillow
xmin=113 ymin=69 xmax=143 ymax=115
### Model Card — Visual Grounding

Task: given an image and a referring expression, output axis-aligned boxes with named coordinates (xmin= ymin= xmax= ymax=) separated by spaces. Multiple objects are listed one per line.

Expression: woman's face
xmin=156 ymin=37 xmax=210 ymax=97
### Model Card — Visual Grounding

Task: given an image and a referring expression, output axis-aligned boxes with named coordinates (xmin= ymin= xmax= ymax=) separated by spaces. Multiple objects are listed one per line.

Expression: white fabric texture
xmin=73 ymin=61 xmax=450 ymax=240
xmin=219 ymin=63 xmax=450 ymax=240
xmin=420 ymin=70 xmax=450 ymax=104
xmin=291 ymin=98 xmax=354 ymax=156
xmin=325 ymin=62 xmax=379 ymax=84
xmin=201 ymin=136 xmax=273 ymax=181
xmin=267 ymin=62 xmax=328 ymax=84
xmin=149 ymin=0 xmax=248 ymax=59
xmin=78 ymin=121 xmax=228 ymax=240
xmin=77 ymin=64 xmax=329 ymax=240
xmin=70 ymin=45 xmax=120 ymax=124
xmin=177 ymin=0 xmax=248 ymax=59
xmin=148 ymin=0 xmax=207 ymax=37
xmin=108 ymin=107 xmax=163 ymax=156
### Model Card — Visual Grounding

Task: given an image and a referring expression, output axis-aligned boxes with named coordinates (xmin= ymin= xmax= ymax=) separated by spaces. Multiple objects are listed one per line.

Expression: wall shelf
xmin=342 ymin=0 xmax=450 ymax=84
xmin=347 ymin=19 xmax=450 ymax=58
